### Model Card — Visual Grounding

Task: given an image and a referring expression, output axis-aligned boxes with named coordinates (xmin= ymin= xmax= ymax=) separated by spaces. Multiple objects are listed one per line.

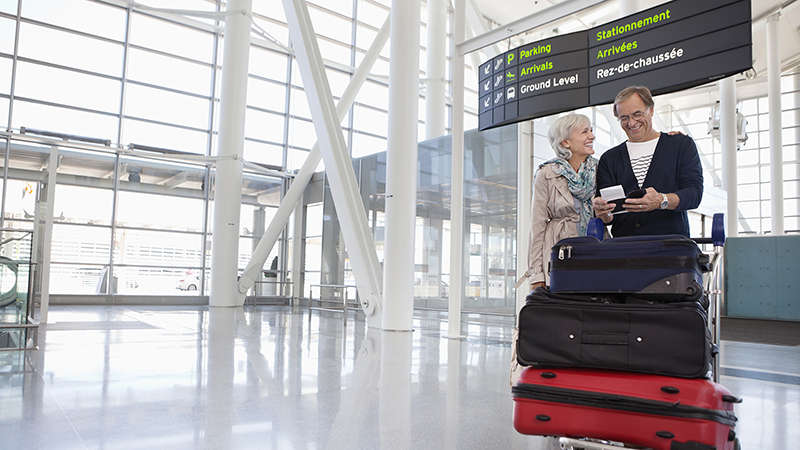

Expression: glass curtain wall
xmin=668 ymin=73 xmax=800 ymax=235
xmin=320 ymin=125 xmax=518 ymax=314
xmin=0 ymin=0 xmax=483 ymax=300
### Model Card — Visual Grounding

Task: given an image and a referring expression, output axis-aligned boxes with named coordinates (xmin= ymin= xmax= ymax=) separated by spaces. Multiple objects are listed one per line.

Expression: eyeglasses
xmin=618 ymin=110 xmax=648 ymax=124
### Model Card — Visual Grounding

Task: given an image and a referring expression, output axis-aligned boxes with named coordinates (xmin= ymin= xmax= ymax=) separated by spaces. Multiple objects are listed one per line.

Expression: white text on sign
xmin=596 ymin=47 xmax=684 ymax=79
xmin=519 ymin=73 xmax=580 ymax=95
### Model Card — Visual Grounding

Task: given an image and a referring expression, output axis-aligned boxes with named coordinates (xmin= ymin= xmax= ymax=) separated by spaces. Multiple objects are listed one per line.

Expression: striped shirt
xmin=626 ymin=136 xmax=660 ymax=188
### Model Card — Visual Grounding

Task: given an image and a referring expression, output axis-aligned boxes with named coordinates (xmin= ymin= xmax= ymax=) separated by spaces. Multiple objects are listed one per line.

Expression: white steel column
xmin=516 ymin=121 xmax=533 ymax=317
xmin=210 ymin=0 xmax=251 ymax=307
xmin=448 ymin=0 xmax=465 ymax=339
xmin=425 ymin=0 xmax=446 ymax=139
xmin=378 ymin=332 xmax=413 ymax=448
xmin=767 ymin=13 xmax=784 ymax=235
xmin=719 ymin=77 xmax=738 ymax=237
xmin=38 ymin=147 xmax=58 ymax=324
xmin=291 ymin=198 xmax=304 ymax=304
xmin=282 ymin=0 xmax=383 ymax=327
xmin=382 ymin=0 xmax=420 ymax=331
xmin=251 ymin=207 xmax=266 ymax=296
xmin=238 ymin=17 xmax=390 ymax=298
xmin=205 ymin=308 xmax=237 ymax=449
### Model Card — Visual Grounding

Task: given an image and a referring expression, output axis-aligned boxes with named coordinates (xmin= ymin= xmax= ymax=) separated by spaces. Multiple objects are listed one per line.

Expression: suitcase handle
xmin=601 ymin=234 xmax=688 ymax=243
xmin=582 ymin=332 xmax=628 ymax=345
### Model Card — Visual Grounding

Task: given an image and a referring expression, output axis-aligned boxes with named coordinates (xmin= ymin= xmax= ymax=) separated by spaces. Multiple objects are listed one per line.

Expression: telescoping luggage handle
xmin=691 ymin=213 xmax=725 ymax=382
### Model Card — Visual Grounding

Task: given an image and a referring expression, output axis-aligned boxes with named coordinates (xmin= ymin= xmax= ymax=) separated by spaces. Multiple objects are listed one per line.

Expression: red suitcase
xmin=512 ymin=367 xmax=740 ymax=450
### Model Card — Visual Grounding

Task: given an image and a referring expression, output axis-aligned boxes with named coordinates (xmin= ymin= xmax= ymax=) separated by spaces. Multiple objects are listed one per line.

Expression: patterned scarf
xmin=541 ymin=156 xmax=598 ymax=236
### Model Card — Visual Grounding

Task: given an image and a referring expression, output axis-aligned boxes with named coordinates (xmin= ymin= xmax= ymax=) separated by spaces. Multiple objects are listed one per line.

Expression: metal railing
xmin=309 ymin=284 xmax=358 ymax=311
xmin=0 ymin=228 xmax=38 ymax=351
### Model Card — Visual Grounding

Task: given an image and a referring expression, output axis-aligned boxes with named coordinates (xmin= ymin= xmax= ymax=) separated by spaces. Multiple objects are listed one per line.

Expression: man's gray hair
xmin=613 ymin=86 xmax=655 ymax=117
xmin=548 ymin=113 xmax=591 ymax=160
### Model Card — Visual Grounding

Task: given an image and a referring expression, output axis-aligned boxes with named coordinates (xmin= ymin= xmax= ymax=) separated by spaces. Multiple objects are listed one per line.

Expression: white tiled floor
xmin=0 ymin=305 xmax=797 ymax=449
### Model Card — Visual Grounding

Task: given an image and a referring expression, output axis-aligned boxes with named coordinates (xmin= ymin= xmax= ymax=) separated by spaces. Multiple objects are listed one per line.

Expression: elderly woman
xmin=524 ymin=113 xmax=597 ymax=290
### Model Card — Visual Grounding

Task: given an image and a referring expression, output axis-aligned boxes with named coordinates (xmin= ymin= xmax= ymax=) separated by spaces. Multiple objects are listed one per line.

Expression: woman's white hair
xmin=548 ymin=113 xmax=591 ymax=160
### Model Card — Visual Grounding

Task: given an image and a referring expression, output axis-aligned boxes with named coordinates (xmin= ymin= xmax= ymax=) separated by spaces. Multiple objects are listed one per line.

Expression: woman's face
xmin=562 ymin=122 xmax=595 ymax=158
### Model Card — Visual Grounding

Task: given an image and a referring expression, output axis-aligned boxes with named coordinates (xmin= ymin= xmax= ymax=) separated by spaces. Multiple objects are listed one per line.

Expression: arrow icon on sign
xmin=495 ymin=92 xmax=503 ymax=104
xmin=483 ymin=97 xmax=491 ymax=108
xmin=484 ymin=79 xmax=491 ymax=91
xmin=495 ymin=59 xmax=503 ymax=70
xmin=484 ymin=65 xmax=491 ymax=75
xmin=494 ymin=75 xmax=502 ymax=87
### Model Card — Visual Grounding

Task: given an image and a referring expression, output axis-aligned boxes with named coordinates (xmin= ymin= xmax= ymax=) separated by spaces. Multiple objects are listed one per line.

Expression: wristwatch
xmin=659 ymin=193 xmax=669 ymax=210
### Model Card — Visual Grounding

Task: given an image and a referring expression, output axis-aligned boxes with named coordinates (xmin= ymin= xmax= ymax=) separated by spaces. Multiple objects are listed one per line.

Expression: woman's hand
xmin=592 ymin=196 xmax=614 ymax=223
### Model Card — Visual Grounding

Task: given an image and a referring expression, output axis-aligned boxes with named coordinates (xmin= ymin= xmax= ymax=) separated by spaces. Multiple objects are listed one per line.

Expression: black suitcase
xmin=549 ymin=234 xmax=711 ymax=301
xmin=517 ymin=288 xmax=714 ymax=378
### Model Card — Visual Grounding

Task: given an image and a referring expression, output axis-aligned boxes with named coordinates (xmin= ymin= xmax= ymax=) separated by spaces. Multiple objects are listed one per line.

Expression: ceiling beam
xmin=159 ymin=171 xmax=190 ymax=189
xmin=457 ymin=0 xmax=605 ymax=55
xmin=753 ymin=0 xmax=798 ymax=23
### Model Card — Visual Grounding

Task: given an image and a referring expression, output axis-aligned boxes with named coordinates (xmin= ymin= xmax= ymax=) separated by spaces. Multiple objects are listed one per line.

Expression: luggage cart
xmin=544 ymin=214 xmax=735 ymax=450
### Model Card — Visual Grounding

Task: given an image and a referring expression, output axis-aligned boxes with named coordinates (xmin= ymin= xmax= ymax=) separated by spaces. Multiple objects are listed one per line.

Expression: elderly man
xmin=592 ymin=86 xmax=703 ymax=237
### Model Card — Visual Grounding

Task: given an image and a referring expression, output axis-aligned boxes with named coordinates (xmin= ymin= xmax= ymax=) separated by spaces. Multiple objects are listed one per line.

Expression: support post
xmin=282 ymin=0 xmax=383 ymax=326
xmin=448 ymin=0 xmax=465 ymax=339
xmin=252 ymin=207 xmax=266 ymax=296
xmin=382 ymin=0 xmax=420 ymax=331
xmin=237 ymin=17 xmax=390 ymax=300
xmin=425 ymin=0 xmax=446 ymax=139
xmin=516 ymin=121 xmax=533 ymax=317
xmin=210 ymin=0 xmax=251 ymax=307
xmin=205 ymin=308 xmax=237 ymax=449
xmin=719 ymin=77 xmax=738 ymax=237
xmin=38 ymin=147 xmax=58 ymax=324
xmin=291 ymin=196 xmax=304 ymax=304
xmin=378 ymin=332 xmax=413 ymax=448
xmin=767 ymin=13 xmax=784 ymax=235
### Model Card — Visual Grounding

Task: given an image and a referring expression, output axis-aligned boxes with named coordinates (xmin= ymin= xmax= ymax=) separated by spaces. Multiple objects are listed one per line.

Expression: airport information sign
xmin=478 ymin=0 xmax=752 ymax=130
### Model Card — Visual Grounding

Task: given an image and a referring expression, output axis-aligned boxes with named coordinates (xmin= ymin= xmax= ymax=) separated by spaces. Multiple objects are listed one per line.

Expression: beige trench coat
xmin=511 ymin=164 xmax=583 ymax=388
xmin=523 ymin=163 xmax=582 ymax=287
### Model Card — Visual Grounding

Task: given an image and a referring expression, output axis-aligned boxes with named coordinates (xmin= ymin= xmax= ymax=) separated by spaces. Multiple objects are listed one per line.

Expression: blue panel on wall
xmin=725 ymin=237 xmax=777 ymax=319
xmin=775 ymin=236 xmax=800 ymax=321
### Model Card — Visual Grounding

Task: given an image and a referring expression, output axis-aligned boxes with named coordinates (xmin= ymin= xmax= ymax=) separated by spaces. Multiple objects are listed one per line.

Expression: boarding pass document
xmin=600 ymin=185 xmax=628 ymax=215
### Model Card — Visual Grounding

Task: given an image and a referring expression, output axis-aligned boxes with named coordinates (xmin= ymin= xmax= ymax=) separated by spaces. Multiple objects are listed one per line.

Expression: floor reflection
xmin=0 ymin=305 xmax=796 ymax=449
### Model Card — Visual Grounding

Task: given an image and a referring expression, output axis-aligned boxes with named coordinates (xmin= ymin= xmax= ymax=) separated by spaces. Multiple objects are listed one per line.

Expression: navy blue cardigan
xmin=596 ymin=132 xmax=703 ymax=237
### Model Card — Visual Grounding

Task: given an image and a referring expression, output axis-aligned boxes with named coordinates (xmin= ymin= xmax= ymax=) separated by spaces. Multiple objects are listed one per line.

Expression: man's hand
xmin=624 ymin=187 xmax=662 ymax=212
xmin=592 ymin=196 xmax=614 ymax=223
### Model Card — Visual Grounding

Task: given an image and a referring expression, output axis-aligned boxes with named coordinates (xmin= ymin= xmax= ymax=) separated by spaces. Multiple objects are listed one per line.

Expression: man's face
xmin=616 ymin=94 xmax=654 ymax=142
